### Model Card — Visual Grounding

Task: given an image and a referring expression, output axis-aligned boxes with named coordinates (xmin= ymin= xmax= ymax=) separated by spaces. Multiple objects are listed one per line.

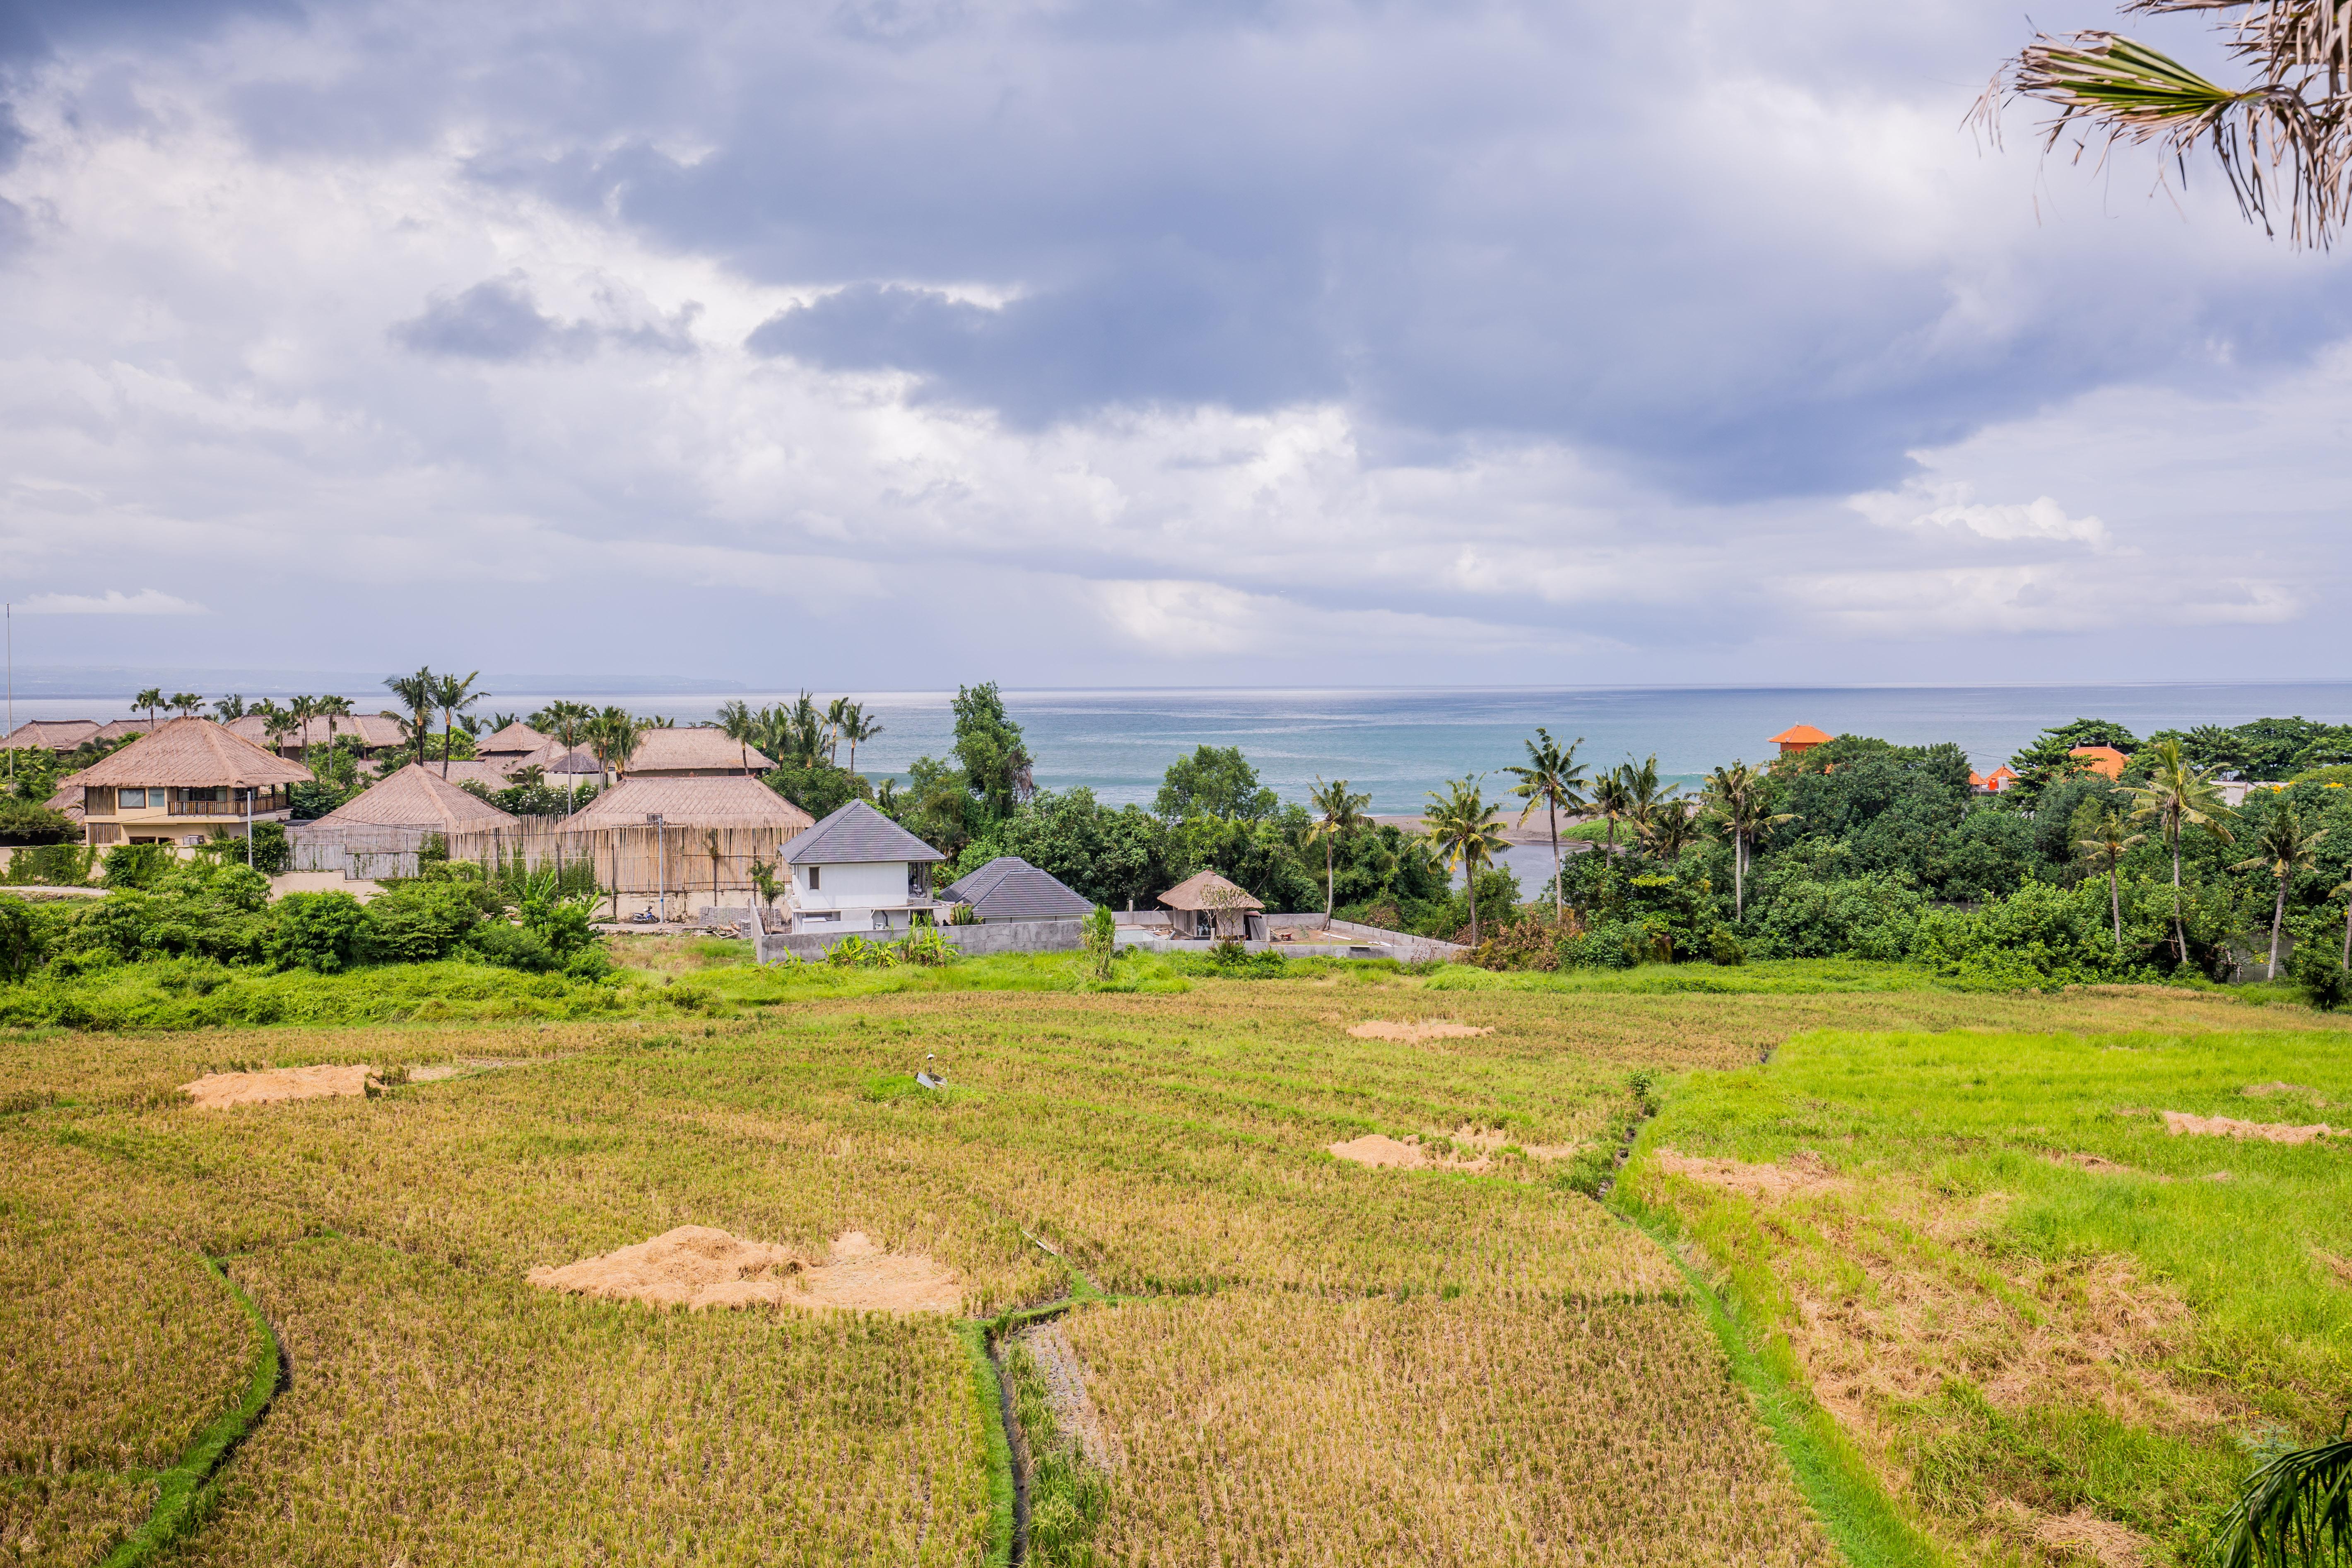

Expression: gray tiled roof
xmin=942 ymin=857 xmax=1094 ymax=921
xmin=778 ymin=799 xmax=945 ymax=865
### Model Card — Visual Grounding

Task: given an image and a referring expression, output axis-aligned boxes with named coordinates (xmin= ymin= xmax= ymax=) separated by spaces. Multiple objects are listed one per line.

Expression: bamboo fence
xmin=289 ymin=818 xmax=796 ymax=897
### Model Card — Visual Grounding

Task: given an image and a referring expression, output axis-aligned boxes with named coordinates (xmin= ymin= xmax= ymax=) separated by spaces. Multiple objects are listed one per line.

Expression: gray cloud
xmin=391 ymin=275 xmax=696 ymax=361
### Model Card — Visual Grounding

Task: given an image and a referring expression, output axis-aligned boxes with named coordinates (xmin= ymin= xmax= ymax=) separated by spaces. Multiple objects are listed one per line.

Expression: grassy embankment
xmin=6 ymin=940 xmax=2344 ymax=1565
xmin=1623 ymin=1026 xmax=2352 ymax=1566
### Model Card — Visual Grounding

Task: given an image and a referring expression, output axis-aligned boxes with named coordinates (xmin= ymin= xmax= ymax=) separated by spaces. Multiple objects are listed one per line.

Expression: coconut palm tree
xmin=285 ymin=694 xmax=317 ymax=767
xmin=717 ymin=699 xmax=761 ymax=776
xmin=1619 ymin=754 xmax=1678 ymax=845
xmin=2214 ymin=1426 xmax=2352 ymax=1568
xmin=1981 ymin=0 xmax=2352 ymax=247
xmin=314 ymin=695 xmax=353 ymax=774
xmin=133 ymin=688 xmax=164 ymax=732
xmin=253 ymin=699 xmax=299 ymax=757
xmin=383 ymin=667 xmax=436 ymax=768
xmin=211 ymin=694 xmax=246 ymax=722
xmin=2077 ymin=809 xmax=2149 ymax=952
xmin=1702 ymin=762 xmax=1793 ymax=923
xmin=1640 ymin=800 xmax=1703 ymax=862
xmin=431 ymin=670 xmax=482 ymax=778
xmin=1588 ymin=768 xmax=1635 ymax=859
xmin=840 ymin=703 xmax=882 ymax=775
xmin=2234 ymin=805 xmax=2328 ymax=980
xmin=782 ymin=692 xmax=827 ymax=769
xmin=169 ymin=692 xmax=204 ymax=720
xmin=2126 ymin=737 xmax=2237 ymax=965
xmin=1304 ymin=776 xmax=1373 ymax=920
xmin=1421 ymin=774 xmax=1509 ymax=947
xmin=824 ymin=696 xmax=852 ymax=762
xmin=588 ymin=707 xmax=648 ymax=787
xmin=540 ymin=699 xmax=594 ymax=811
xmin=1503 ymin=728 xmax=1587 ymax=925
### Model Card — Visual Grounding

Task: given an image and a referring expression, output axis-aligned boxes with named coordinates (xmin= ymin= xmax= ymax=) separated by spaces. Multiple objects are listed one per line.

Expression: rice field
xmin=1624 ymin=1024 xmax=2352 ymax=1566
xmin=3 ymin=953 xmax=2342 ymax=1566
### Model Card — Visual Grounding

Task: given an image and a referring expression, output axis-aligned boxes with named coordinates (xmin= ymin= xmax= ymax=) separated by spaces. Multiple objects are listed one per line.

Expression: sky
xmin=0 ymin=0 xmax=2346 ymax=693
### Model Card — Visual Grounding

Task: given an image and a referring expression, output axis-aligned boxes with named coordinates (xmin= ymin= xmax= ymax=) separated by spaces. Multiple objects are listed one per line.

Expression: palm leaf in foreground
xmin=2215 ymin=1431 xmax=2352 ymax=1568
xmin=1981 ymin=3 xmax=2351 ymax=246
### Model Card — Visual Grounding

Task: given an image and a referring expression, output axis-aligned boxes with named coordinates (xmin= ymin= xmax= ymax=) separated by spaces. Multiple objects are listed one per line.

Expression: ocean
xmin=31 ymin=682 xmax=2352 ymax=813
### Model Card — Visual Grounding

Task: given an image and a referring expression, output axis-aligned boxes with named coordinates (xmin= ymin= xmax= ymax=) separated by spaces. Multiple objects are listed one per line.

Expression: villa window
xmin=118 ymin=788 xmax=147 ymax=809
xmin=806 ymin=865 xmax=820 ymax=890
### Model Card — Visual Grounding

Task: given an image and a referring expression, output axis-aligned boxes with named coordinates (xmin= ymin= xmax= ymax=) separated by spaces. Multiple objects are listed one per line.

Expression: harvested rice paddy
xmin=5 ymin=952 xmax=2346 ymax=1565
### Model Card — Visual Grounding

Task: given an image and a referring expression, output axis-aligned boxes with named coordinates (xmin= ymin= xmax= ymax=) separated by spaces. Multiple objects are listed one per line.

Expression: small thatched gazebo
xmin=312 ymin=763 xmax=520 ymax=835
xmin=476 ymin=720 xmax=548 ymax=768
xmin=1158 ymin=870 xmax=1264 ymax=940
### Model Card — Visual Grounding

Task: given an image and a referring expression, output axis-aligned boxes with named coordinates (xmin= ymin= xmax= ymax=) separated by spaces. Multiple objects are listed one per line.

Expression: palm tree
xmin=824 ymin=696 xmax=852 ymax=762
xmin=840 ymin=703 xmax=882 ymax=775
xmin=1588 ymin=768 xmax=1635 ymax=859
xmin=2214 ymin=1428 xmax=2352 ymax=1568
xmin=431 ymin=670 xmax=482 ymax=778
xmin=1981 ymin=0 xmax=2352 ymax=247
xmin=704 ymin=828 xmax=726 ymax=911
xmin=2126 ymin=738 xmax=2237 ymax=966
xmin=2077 ymin=809 xmax=2149 ymax=952
xmin=211 ymin=694 xmax=246 ymax=722
xmin=1503 ymin=728 xmax=1587 ymax=925
xmin=2234 ymin=805 xmax=2328 ymax=980
xmin=1619 ymin=755 xmax=1678 ymax=846
xmin=588 ymin=707 xmax=648 ymax=787
xmin=285 ymin=694 xmax=318 ymax=768
xmin=783 ymin=692 xmax=827 ymax=769
xmin=169 ymin=692 xmax=204 ymax=720
xmin=253 ymin=700 xmax=298 ymax=758
xmin=1641 ymin=800 xmax=1703 ymax=861
xmin=1304 ymin=776 xmax=1373 ymax=919
xmin=1702 ymin=762 xmax=1793 ymax=923
xmin=541 ymin=700 xmax=594 ymax=810
xmin=384 ymin=667 xmax=436 ymax=768
xmin=133 ymin=688 xmax=164 ymax=732
xmin=1421 ymin=774 xmax=1509 ymax=947
xmin=717 ymin=698 xmax=761 ymax=776
xmin=314 ymin=695 xmax=353 ymax=773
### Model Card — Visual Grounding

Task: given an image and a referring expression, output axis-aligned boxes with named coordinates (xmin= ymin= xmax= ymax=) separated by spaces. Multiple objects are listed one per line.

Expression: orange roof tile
xmin=1769 ymin=724 xmax=1833 ymax=746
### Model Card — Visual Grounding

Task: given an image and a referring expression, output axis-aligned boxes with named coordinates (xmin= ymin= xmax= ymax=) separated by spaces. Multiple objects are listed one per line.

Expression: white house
xmin=778 ymin=800 xmax=946 ymax=934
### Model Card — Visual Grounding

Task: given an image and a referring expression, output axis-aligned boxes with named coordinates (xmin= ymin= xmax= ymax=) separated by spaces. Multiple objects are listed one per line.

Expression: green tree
xmin=314 ymin=694 xmax=353 ymax=768
xmin=432 ymin=669 xmax=483 ymax=778
xmin=538 ymin=699 xmax=594 ymax=811
xmin=1702 ymin=761 xmax=1791 ymax=923
xmin=211 ymin=694 xmax=246 ymax=722
xmin=2127 ymin=738 xmax=2238 ymax=966
xmin=1303 ymin=777 xmax=1372 ymax=919
xmin=1503 ymin=728 xmax=1587 ymax=925
xmin=824 ymin=696 xmax=853 ymax=762
xmin=2075 ymin=809 xmax=2147 ymax=953
xmin=1154 ymin=744 xmax=1277 ymax=822
xmin=169 ymin=692 xmax=204 ymax=720
xmin=2234 ymin=805 xmax=2327 ymax=980
xmin=952 ymin=682 xmax=1033 ymax=823
xmin=1420 ymin=774 xmax=1508 ymax=947
xmin=588 ymin=707 xmax=648 ymax=786
xmin=840 ymin=703 xmax=882 ymax=775
xmin=252 ymin=699 xmax=299 ymax=757
xmin=383 ymin=667 xmax=436 ymax=768
xmin=285 ymin=694 xmax=318 ymax=768
xmin=717 ymin=698 xmax=762 ymax=776
xmin=1588 ymin=766 xmax=1634 ymax=860
xmin=133 ymin=687 xmax=164 ymax=731
xmin=2214 ymin=1430 xmax=2352 ymax=1568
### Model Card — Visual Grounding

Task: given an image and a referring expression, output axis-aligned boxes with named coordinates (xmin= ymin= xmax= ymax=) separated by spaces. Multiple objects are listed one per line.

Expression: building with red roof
xmin=1769 ymin=724 xmax=1832 ymax=758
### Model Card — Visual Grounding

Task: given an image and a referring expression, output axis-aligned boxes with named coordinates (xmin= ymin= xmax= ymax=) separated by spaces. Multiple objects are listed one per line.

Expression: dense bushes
xmin=0 ymin=854 xmax=615 ymax=993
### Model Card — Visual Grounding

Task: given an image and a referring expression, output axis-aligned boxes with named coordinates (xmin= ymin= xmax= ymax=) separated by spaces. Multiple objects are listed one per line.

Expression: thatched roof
xmin=517 ymin=737 xmax=602 ymax=775
xmin=1158 ymin=870 xmax=1263 ymax=912
xmin=95 ymin=718 xmax=158 ymax=742
xmin=624 ymin=726 xmax=774 ymax=774
xmin=225 ymin=713 xmax=409 ymax=751
xmin=313 ymin=764 xmax=518 ymax=832
xmin=431 ymin=760 xmax=518 ymax=792
xmin=68 ymin=718 xmax=312 ymax=789
xmin=477 ymin=721 xmax=547 ymax=756
xmin=0 ymin=720 xmax=99 ymax=751
xmin=558 ymin=776 xmax=814 ymax=832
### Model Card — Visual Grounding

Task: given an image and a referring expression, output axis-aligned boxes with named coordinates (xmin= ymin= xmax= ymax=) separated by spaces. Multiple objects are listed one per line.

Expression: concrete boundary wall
xmin=754 ymin=916 xmax=1085 ymax=965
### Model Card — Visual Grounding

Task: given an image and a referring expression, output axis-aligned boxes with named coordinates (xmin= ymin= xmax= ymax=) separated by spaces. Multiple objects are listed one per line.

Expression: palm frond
xmin=1981 ymin=16 xmax=2352 ymax=244
xmin=2215 ymin=1433 xmax=2352 ymax=1568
